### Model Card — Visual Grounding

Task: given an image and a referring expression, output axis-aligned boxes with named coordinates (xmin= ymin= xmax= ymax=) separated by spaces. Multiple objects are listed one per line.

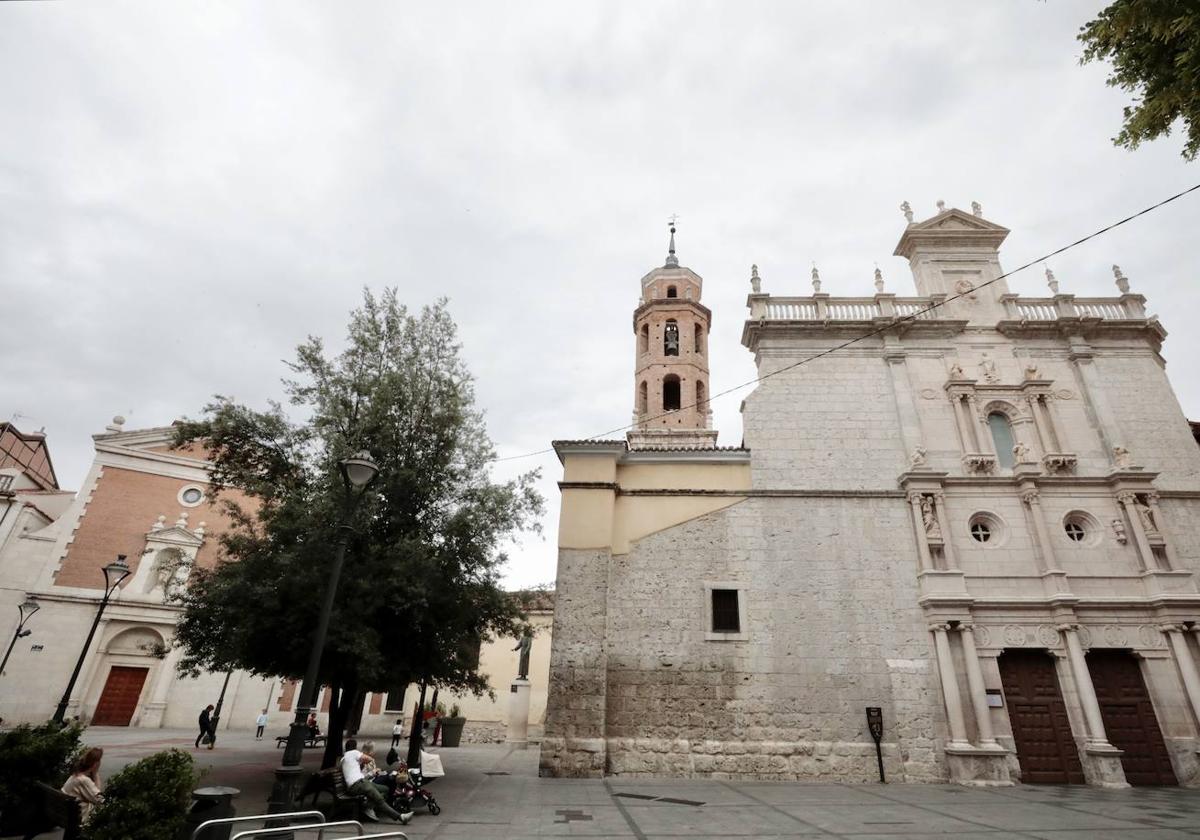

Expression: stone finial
xmin=750 ymin=264 xmax=761 ymax=294
xmin=1113 ymin=264 xmax=1130 ymax=294
xmin=811 ymin=265 xmax=821 ymax=293
xmin=105 ymin=415 xmax=126 ymax=433
xmin=152 ymin=514 xmax=166 ymax=531
xmin=1024 ymin=363 xmax=1039 ymax=380
xmin=665 ymin=218 xmax=679 ymax=268
xmin=874 ymin=267 xmax=884 ymax=293
xmin=1113 ymin=445 xmax=1133 ymax=468
xmin=936 ymin=199 xmax=946 ymax=214
xmin=175 ymin=511 xmax=189 ymax=528
xmin=900 ymin=201 xmax=914 ymax=224
xmin=971 ymin=201 xmax=982 ymax=217
xmin=1045 ymin=266 xmax=1059 ymax=294
xmin=195 ymin=521 xmax=207 ymax=539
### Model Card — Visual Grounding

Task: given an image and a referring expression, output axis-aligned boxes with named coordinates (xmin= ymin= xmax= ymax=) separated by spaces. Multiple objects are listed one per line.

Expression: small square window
xmin=711 ymin=589 xmax=740 ymax=633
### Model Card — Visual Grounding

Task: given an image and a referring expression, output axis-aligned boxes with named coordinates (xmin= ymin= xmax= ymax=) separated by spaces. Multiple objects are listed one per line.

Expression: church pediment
xmin=894 ymin=208 xmax=1010 ymax=259
xmin=144 ymin=523 xmax=205 ymax=547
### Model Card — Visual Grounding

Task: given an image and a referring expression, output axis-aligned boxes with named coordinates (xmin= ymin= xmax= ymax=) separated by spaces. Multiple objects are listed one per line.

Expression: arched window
xmin=666 ymin=285 xmax=678 ymax=298
xmin=638 ymin=381 xmax=648 ymax=415
xmin=663 ymin=375 xmax=681 ymax=411
xmin=988 ymin=413 xmax=1016 ymax=469
xmin=638 ymin=323 xmax=648 ymax=354
xmin=663 ymin=320 xmax=679 ymax=356
xmin=694 ymin=324 xmax=703 ymax=354
xmin=696 ymin=380 xmax=706 ymax=410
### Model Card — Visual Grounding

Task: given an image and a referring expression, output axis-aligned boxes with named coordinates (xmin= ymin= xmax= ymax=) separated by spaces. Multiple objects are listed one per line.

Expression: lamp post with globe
xmin=53 ymin=556 xmax=132 ymax=724
xmin=269 ymin=451 xmax=379 ymax=810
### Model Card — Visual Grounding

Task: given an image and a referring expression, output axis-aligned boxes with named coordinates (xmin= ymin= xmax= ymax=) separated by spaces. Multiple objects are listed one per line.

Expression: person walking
xmin=195 ymin=704 xmax=214 ymax=748
xmin=61 ymin=747 xmax=104 ymax=823
xmin=391 ymin=718 xmax=403 ymax=748
xmin=255 ymin=709 xmax=269 ymax=740
xmin=341 ymin=739 xmax=412 ymax=824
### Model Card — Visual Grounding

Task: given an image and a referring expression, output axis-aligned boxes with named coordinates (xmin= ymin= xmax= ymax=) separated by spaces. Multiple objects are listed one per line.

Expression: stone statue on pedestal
xmin=513 ymin=632 xmax=532 ymax=680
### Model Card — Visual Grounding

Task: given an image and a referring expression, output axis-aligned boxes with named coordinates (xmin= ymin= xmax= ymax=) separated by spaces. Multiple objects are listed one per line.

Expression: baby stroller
xmin=391 ymin=749 xmax=444 ymax=816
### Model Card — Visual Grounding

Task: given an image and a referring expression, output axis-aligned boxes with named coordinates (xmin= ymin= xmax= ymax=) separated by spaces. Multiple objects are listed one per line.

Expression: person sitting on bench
xmin=341 ymin=739 xmax=412 ymax=824
xmin=61 ymin=748 xmax=104 ymax=822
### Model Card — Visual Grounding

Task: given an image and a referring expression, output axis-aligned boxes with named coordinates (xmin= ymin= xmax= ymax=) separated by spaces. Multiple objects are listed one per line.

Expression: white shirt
xmin=392 ymin=723 xmax=403 ymax=735
xmin=256 ymin=714 xmax=269 ymax=726
xmin=341 ymin=749 xmax=365 ymax=787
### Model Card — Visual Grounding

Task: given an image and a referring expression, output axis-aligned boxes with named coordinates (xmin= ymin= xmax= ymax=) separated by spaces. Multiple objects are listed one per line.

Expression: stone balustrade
xmin=750 ymin=292 xmax=1147 ymax=323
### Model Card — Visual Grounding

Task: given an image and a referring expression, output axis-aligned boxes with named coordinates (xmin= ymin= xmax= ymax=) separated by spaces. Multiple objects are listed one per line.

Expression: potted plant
xmin=439 ymin=703 xmax=466 ymax=747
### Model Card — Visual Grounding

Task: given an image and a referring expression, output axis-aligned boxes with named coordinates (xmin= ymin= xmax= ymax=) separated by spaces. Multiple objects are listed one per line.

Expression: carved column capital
xmin=1145 ymin=490 xmax=1161 ymax=505
xmin=906 ymin=491 xmax=926 ymax=505
xmin=957 ymin=622 xmax=975 ymax=633
xmin=1116 ymin=491 xmax=1139 ymax=505
xmin=1159 ymin=623 xmax=1184 ymax=635
xmin=928 ymin=622 xmax=950 ymax=634
xmin=1021 ymin=489 xmax=1040 ymax=506
xmin=932 ymin=491 xmax=947 ymax=504
xmin=1056 ymin=623 xmax=1079 ymax=634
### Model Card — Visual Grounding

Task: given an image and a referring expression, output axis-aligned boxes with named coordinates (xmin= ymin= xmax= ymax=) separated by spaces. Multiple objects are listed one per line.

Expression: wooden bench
xmin=22 ymin=781 xmax=82 ymax=840
xmin=275 ymin=734 xmax=326 ymax=749
xmin=299 ymin=767 xmax=366 ymax=821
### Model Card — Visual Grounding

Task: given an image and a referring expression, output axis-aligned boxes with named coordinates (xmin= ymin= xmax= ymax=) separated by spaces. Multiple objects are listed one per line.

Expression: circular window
xmin=1061 ymin=511 xmax=1100 ymax=546
xmin=178 ymin=486 xmax=205 ymax=507
xmin=967 ymin=512 xmax=1005 ymax=546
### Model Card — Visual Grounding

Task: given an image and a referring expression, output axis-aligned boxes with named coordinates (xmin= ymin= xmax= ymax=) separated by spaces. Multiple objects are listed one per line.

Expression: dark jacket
xmin=199 ymin=709 xmax=212 ymax=730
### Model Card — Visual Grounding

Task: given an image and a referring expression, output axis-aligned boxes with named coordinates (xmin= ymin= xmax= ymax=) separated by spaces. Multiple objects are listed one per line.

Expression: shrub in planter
xmin=439 ymin=703 xmax=466 ymax=748
xmin=0 ymin=721 xmax=83 ymax=833
xmin=84 ymin=748 xmax=198 ymax=840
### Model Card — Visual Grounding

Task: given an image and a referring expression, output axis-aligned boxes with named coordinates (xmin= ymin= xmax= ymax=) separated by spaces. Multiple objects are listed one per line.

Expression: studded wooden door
xmin=1087 ymin=650 xmax=1177 ymax=786
xmin=998 ymin=650 xmax=1085 ymax=784
xmin=91 ymin=666 xmax=149 ymax=726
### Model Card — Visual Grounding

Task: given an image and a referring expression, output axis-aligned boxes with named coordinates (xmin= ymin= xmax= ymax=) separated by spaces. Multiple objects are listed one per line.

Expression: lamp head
xmin=18 ymin=596 xmax=39 ymax=622
xmin=103 ymin=555 xmax=133 ymax=589
xmin=340 ymin=451 xmax=379 ymax=489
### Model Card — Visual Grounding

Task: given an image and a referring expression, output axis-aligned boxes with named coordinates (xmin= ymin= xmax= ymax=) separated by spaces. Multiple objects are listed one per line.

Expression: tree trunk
xmin=321 ymin=676 xmax=357 ymax=769
xmin=406 ymin=680 xmax=427 ymax=767
xmin=346 ymin=686 xmax=367 ymax=736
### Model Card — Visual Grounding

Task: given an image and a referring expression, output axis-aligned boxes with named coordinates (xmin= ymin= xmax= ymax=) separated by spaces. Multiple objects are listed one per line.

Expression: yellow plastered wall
xmin=557 ymin=448 xmax=750 ymax=555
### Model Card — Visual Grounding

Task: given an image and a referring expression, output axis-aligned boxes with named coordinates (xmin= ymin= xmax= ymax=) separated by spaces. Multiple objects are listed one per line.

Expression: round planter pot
xmin=439 ymin=717 xmax=466 ymax=747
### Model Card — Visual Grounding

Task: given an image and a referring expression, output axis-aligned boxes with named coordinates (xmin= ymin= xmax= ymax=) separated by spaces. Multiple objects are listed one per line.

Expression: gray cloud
xmin=2 ymin=1 xmax=1197 ymax=587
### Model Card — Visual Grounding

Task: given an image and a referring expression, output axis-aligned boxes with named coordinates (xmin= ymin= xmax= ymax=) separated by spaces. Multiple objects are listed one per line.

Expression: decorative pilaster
xmin=1020 ymin=490 xmax=1054 ymax=573
xmin=1059 ymin=625 xmax=1114 ymax=750
xmin=1117 ymin=492 xmax=1155 ymax=571
xmin=971 ymin=396 xmax=995 ymax=456
xmin=933 ymin=493 xmax=958 ymax=570
xmin=908 ymin=492 xmax=934 ymax=572
xmin=959 ymin=625 xmax=999 ymax=748
xmin=931 ymin=624 xmax=970 ymax=748
xmin=1164 ymin=625 xmax=1200 ymax=732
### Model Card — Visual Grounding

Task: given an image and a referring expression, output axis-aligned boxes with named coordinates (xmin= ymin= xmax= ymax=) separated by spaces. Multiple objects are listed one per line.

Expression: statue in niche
xmin=1111 ymin=518 xmax=1128 ymax=544
xmin=1012 ymin=441 xmax=1031 ymax=462
xmin=910 ymin=446 xmax=928 ymax=469
xmin=955 ymin=278 xmax=977 ymax=300
xmin=513 ymin=631 xmax=533 ymax=680
xmin=978 ymin=353 xmax=998 ymax=383
xmin=1135 ymin=499 xmax=1158 ymax=534
xmin=1112 ymin=445 xmax=1133 ymax=468
xmin=920 ymin=496 xmax=941 ymax=539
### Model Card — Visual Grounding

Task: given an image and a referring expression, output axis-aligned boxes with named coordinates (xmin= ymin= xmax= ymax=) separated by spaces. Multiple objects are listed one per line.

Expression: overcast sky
xmin=3 ymin=1 xmax=1197 ymax=588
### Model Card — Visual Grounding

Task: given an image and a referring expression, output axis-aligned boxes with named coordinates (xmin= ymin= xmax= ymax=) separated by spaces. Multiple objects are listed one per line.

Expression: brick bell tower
xmin=627 ymin=221 xmax=718 ymax=450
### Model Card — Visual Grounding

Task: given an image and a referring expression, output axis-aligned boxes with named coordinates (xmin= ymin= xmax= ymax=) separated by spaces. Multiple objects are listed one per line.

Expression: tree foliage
xmin=0 ymin=722 xmax=82 ymax=832
xmin=84 ymin=749 xmax=198 ymax=840
xmin=170 ymin=291 xmax=542 ymax=759
xmin=1080 ymin=0 xmax=1200 ymax=160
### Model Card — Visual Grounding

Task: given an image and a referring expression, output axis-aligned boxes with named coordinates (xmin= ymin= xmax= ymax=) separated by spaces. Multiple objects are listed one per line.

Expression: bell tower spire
xmin=628 ymin=219 xmax=718 ymax=450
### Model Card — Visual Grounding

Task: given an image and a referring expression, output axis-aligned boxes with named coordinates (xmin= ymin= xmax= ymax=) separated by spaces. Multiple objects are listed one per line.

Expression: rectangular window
xmin=710 ymin=589 xmax=741 ymax=633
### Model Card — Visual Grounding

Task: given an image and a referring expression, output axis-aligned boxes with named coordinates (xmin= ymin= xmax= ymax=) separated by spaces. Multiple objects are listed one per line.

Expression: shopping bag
xmin=420 ymin=749 xmax=445 ymax=777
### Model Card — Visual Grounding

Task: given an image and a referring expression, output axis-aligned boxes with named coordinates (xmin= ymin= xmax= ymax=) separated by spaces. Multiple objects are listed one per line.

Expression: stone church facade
xmin=541 ymin=208 xmax=1200 ymax=787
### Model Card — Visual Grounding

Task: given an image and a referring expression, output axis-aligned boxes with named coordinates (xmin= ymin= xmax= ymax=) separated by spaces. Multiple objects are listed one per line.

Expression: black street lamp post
xmin=268 ymin=451 xmax=378 ymax=811
xmin=0 ymin=595 xmax=40 ymax=677
xmin=52 ymin=556 xmax=132 ymax=724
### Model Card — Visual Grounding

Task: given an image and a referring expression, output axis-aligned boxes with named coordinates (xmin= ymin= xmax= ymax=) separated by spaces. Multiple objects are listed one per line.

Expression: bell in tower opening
xmin=627 ymin=220 xmax=719 ymax=450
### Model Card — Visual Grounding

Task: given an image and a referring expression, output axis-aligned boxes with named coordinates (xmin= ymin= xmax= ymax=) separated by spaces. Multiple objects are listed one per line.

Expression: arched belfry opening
xmin=663 ymin=375 xmax=681 ymax=411
xmin=664 ymin=320 xmax=680 ymax=356
xmin=667 ymin=285 xmax=678 ymax=298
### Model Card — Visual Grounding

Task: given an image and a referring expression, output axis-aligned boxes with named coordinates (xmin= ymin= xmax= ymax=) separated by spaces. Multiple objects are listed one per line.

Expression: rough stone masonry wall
xmin=601 ymin=498 xmax=946 ymax=781
xmin=539 ymin=548 xmax=611 ymax=777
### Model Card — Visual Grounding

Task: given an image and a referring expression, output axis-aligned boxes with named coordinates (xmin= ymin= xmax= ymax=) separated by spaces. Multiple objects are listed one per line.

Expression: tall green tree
xmin=1079 ymin=1 xmax=1200 ymax=160
xmin=171 ymin=290 xmax=542 ymax=766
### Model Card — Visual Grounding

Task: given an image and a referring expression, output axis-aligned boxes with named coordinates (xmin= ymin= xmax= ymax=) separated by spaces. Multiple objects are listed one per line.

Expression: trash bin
xmin=179 ymin=785 xmax=238 ymax=840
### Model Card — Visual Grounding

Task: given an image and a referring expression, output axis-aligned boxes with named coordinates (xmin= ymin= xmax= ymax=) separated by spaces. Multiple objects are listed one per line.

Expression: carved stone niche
xmin=962 ymin=454 xmax=997 ymax=474
xmin=1042 ymin=453 xmax=1078 ymax=474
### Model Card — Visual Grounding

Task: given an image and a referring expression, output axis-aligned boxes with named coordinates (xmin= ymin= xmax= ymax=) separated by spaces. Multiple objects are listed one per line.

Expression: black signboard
xmin=865 ymin=706 xmax=885 ymax=783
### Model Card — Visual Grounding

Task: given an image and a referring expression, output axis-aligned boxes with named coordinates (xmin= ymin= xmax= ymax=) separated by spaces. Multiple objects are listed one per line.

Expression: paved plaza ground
xmin=40 ymin=728 xmax=1200 ymax=839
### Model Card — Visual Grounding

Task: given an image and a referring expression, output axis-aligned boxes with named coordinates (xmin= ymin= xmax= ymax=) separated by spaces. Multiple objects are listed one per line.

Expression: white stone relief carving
xmin=1111 ymin=518 xmax=1128 ymax=544
xmin=948 ymin=362 xmax=965 ymax=379
xmin=1077 ymin=626 xmax=1093 ymax=647
xmin=910 ymin=446 xmax=928 ymax=469
xmin=978 ymin=353 xmax=998 ymax=383
xmin=1037 ymin=625 xmax=1060 ymax=648
xmin=1004 ymin=625 xmax=1027 ymax=646
xmin=1135 ymin=499 xmax=1158 ymax=535
xmin=1104 ymin=625 xmax=1128 ymax=647
xmin=975 ymin=626 xmax=992 ymax=647
xmin=1138 ymin=625 xmax=1164 ymax=649
xmin=955 ymin=278 xmax=977 ymax=300
xmin=1024 ymin=363 xmax=1039 ymax=380
xmin=920 ymin=495 xmax=941 ymax=539
xmin=1113 ymin=445 xmax=1133 ymax=468
xmin=920 ymin=388 xmax=938 ymax=400
xmin=1055 ymin=389 xmax=1074 ymax=400
xmin=1012 ymin=441 xmax=1032 ymax=463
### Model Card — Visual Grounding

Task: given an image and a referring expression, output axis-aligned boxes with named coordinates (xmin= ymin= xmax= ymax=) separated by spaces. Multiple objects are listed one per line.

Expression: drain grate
xmin=613 ymin=793 xmax=704 ymax=807
xmin=483 ymin=771 xmax=510 ymax=776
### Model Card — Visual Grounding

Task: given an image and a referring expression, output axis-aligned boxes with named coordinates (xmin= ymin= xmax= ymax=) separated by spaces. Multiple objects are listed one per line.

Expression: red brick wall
xmin=56 ymin=466 xmax=251 ymax=589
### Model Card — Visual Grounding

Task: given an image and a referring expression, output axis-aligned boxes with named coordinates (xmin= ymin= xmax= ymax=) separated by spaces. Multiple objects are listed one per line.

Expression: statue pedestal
xmin=506 ymin=678 xmax=532 ymax=748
